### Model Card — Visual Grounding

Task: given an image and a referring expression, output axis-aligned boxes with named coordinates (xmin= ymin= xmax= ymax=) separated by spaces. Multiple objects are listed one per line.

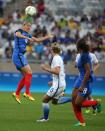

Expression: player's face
xmin=24 ymin=23 xmax=31 ymax=32
xmin=77 ymin=47 xmax=82 ymax=53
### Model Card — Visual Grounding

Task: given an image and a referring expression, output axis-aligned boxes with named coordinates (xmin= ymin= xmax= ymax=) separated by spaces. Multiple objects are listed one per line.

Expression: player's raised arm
xmin=15 ymin=31 xmax=33 ymax=42
xmin=32 ymin=34 xmax=53 ymax=43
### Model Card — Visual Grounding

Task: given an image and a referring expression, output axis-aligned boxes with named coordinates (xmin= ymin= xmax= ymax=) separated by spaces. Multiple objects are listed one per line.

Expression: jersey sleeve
xmin=75 ymin=54 xmax=80 ymax=63
xmin=15 ymin=29 xmax=23 ymax=33
xmin=29 ymin=34 xmax=32 ymax=38
xmin=92 ymin=54 xmax=98 ymax=64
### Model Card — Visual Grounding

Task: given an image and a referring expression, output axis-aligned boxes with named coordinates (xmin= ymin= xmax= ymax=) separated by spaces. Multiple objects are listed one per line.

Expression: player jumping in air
xmin=12 ymin=21 xmax=53 ymax=104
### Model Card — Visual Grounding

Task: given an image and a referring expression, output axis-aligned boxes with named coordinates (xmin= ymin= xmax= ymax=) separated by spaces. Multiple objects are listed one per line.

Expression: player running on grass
xmin=37 ymin=43 xmax=71 ymax=122
xmin=12 ymin=21 xmax=53 ymax=104
xmin=72 ymin=39 xmax=101 ymax=127
xmin=76 ymin=52 xmax=100 ymax=114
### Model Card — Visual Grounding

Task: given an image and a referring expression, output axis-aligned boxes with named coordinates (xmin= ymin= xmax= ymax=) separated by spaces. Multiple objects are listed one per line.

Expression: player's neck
xmin=53 ymin=53 xmax=59 ymax=57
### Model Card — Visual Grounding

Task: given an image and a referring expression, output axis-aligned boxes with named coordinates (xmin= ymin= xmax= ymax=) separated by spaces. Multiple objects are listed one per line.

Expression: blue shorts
xmin=12 ymin=53 xmax=28 ymax=70
xmin=74 ymin=76 xmax=92 ymax=97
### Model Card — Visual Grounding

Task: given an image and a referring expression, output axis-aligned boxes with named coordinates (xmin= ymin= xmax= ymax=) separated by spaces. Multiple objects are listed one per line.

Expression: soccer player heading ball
xmin=12 ymin=21 xmax=53 ymax=104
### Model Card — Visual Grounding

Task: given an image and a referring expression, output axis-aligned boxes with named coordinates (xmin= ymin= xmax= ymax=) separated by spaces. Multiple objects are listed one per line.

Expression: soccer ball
xmin=25 ymin=6 xmax=37 ymax=16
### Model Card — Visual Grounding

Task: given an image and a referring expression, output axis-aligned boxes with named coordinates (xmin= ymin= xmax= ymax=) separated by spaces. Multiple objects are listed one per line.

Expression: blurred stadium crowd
xmin=0 ymin=0 xmax=105 ymax=64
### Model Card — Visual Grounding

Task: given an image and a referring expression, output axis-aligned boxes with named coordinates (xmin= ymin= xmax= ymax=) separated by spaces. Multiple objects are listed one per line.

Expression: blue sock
xmin=58 ymin=97 xmax=72 ymax=104
xmin=42 ymin=103 xmax=49 ymax=120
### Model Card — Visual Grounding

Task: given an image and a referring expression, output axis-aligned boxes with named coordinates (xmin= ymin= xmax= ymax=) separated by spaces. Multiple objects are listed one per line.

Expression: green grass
xmin=0 ymin=92 xmax=104 ymax=131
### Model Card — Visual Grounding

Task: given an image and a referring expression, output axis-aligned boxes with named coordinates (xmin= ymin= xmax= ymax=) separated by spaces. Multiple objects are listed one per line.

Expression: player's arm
xmin=48 ymin=81 xmax=52 ymax=87
xmin=41 ymin=64 xmax=60 ymax=75
xmin=15 ymin=31 xmax=33 ymax=42
xmin=79 ymin=63 xmax=90 ymax=92
xmin=32 ymin=34 xmax=53 ymax=43
xmin=93 ymin=63 xmax=100 ymax=72
xmin=75 ymin=54 xmax=79 ymax=68
xmin=93 ymin=55 xmax=100 ymax=72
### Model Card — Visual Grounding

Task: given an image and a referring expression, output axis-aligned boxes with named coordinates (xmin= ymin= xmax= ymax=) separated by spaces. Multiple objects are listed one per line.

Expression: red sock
xmin=72 ymin=101 xmax=85 ymax=123
xmin=24 ymin=74 xmax=32 ymax=95
xmin=16 ymin=77 xmax=25 ymax=95
xmin=82 ymin=100 xmax=97 ymax=107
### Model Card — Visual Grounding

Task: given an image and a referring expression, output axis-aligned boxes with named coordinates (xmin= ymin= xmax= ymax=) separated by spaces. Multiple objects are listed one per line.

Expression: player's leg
xmin=12 ymin=54 xmax=34 ymax=102
xmin=21 ymin=64 xmax=35 ymax=101
xmin=87 ymin=94 xmax=97 ymax=115
xmin=12 ymin=69 xmax=26 ymax=103
xmin=13 ymin=65 xmax=32 ymax=103
xmin=73 ymin=84 xmax=101 ymax=126
xmin=72 ymin=88 xmax=86 ymax=126
xmin=53 ymin=87 xmax=72 ymax=104
xmin=71 ymin=77 xmax=86 ymax=126
xmin=85 ymin=94 xmax=96 ymax=114
xmin=82 ymin=99 xmax=101 ymax=113
xmin=15 ymin=71 xmax=25 ymax=95
xmin=81 ymin=82 xmax=101 ymax=113
xmin=74 ymin=88 xmax=101 ymax=126
xmin=85 ymin=95 xmax=91 ymax=114
xmin=74 ymin=93 xmax=86 ymax=126
xmin=37 ymin=94 xmax=52 ymax=122
xmin=52 ymin=96 xmax=72 ymax=105
xmin=57 ymin=96 xmax=72 ymax=104
xmin=13 ymin=72 xmax=25 ymax=104
xmin=37 ymin=86 xmax=58 ymax=122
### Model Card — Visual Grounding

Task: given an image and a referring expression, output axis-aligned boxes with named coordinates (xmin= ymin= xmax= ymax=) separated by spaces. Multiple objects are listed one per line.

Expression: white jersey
xmin=51 ymin=55 xmax=66 ymax=88
xmin=47 ymin=54 xmax=66 ymax=99
xmin=76 ymin=53 xmax=99 ymax=65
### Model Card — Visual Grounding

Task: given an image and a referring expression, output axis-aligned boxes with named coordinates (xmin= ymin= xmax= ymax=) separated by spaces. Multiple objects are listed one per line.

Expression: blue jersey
xmin=13 ymin=29 xmax=32 ymax=54
xmin=74 ymin=53 xmax=94 ymax=97
xmin=77 ymin=53 xmax=93 ymax=81
xmin=12 ymin=29 xmax=32 ymax=70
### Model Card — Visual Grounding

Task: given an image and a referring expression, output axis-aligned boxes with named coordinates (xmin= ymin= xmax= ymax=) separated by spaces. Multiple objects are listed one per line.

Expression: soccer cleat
xmin=92 ymin=109 xmax=96 ymax=115
xmin=23 ymin=93 xmax=35 ymax=101
xmin=96 ymin=99 xmax=101 ymax=113
xmin=85 ymin=109 xmax=91 ymax=114
xmin=37 ymin=117 xmax=49 ymax=122
xmin=12 ymin=92 xmax=21 ymax=104
xmin=74 ymin=122 xmax=86 ymax=127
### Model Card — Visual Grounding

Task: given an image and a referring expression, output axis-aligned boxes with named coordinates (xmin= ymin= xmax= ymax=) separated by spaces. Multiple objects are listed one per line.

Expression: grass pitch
xmin=0 ymin=92 xmax=104 ymax=131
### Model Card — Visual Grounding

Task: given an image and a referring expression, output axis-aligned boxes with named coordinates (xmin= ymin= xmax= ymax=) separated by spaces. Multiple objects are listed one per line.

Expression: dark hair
xmin=51 ymin=42 xmax=61 ymax=54
xmin=77 ymin=39 xmax=89 ymax=53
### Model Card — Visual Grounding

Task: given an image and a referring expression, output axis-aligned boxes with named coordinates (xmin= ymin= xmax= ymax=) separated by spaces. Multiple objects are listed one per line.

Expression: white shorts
xmin=47 ymin=86 xmax=66 ymax=99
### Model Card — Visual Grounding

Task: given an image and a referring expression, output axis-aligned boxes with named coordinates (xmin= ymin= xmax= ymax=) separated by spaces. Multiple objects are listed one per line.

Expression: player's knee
xmin=42 ymin=95 xmax=50 ymax=103
xmin=42 ymin=99 xmax=48 ymax=103
xmin=27 ymin=69 xmax=32 ymax=74
xmin=75 ymin=101 xmax=81 ymax=107
xmin=52 ymin=99 xmax=58 ymax=105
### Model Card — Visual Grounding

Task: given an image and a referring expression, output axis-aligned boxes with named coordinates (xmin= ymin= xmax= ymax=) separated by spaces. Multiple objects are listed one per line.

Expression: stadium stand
xmin=0 ymin=0 xmax=105 ymax=75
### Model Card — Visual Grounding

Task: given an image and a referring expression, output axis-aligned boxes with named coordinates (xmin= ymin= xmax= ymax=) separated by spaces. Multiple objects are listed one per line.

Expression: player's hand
xmin=48 ymin=81 xmax=52 ymax=87
xmin=28 ymin=38 xmax=34 ymax=42
xmin=47 ymin=34 xmax=54 ymax=39
xmin=78 ymin=87 xmax=84 ymax=92
xmin=41 ymin=64 xmax=47 ymax=71
xmin=60 ymin=92 xmax=65 ymax=96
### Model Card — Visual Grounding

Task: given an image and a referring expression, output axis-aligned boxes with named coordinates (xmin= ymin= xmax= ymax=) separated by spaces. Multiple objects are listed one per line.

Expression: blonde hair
xmin=23 ymin=21 xmax=31 ymax=26
xmin=51 ymin=42 xmax=61 ymax=54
